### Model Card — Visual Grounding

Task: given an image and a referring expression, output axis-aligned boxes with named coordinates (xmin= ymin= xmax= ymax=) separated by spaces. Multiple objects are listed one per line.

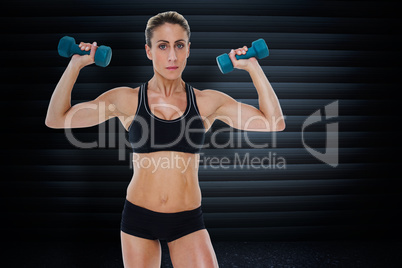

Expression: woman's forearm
xmin=45 ymin=61 xmax=81 ymax=127
xmin=247 ymin=61 xmax=285 ymax=131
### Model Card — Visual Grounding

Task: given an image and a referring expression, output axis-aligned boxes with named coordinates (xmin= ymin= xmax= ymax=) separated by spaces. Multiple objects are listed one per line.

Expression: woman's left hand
xmin=228 ymin=45 xmax=259 ymax=72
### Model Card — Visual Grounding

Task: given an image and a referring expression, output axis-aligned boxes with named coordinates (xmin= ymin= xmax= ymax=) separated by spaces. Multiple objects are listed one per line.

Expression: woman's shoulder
xmin=103 ymin=85 xmax=141 ymax=116
xmin=191 ymin=87 xmax=233 ymax=116
xmin=106 ymin=85 xmax=141 ymax=102
xmin=110 ymin=85 xmax=140 ymax=95
xmin=193 ymin=87 xmax=231 ymax=101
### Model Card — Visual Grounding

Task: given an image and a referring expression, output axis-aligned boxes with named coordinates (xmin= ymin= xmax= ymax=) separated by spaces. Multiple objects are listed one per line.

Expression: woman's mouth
xmin=167 ymin=66 xmax=178 ymax=70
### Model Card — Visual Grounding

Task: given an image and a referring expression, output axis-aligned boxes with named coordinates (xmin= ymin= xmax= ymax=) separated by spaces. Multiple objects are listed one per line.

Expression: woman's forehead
xmin=152 ymin=23 xmax=188 ymax=42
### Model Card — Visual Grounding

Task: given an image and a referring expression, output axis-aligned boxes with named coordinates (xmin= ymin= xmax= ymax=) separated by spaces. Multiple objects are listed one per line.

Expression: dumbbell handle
xmin=235 ymin=46 xmax=258 ymax=60
xmin=68 ymin=43 xmax=93 ymax=57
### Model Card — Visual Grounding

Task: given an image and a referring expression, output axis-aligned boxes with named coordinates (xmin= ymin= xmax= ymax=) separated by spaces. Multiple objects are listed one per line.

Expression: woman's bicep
xmin=61 ymin=101 xmax=108 ymax=128
xmin=213 ymin=90 xmax=271 ymax=131
xmin=59 ymin=89 xmax=118 ymax=129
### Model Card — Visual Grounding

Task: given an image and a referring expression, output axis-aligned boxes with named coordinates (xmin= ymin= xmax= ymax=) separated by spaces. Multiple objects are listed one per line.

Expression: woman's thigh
xmin=167 ymin=229 xmax=219 ymax=268
xmin=121 ymin=231 xmax=162 ymax=268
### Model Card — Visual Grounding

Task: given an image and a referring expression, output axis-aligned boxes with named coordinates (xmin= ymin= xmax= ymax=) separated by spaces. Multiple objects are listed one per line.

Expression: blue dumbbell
xmin=216 ymin=39 xmax=269 ymax=74
xmin=58 ymin=36 xmax=112 ymax=67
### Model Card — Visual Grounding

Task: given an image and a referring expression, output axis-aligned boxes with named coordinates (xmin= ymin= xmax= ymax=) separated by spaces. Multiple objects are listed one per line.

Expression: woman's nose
xmin=168 ymin=48 xmax=177 ymax=61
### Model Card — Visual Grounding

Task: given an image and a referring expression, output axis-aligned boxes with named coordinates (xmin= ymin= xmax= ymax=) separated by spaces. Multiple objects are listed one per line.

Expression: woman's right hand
xmin=70 ymin=41 xmax=98 ymax=69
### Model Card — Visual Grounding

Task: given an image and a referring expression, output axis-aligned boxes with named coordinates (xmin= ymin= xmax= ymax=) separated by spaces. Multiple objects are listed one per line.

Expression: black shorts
xmin=120 ymin=199 xmax=206 ymax=242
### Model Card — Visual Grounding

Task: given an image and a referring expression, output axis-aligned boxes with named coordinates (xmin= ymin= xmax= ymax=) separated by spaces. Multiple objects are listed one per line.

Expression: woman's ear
xmin=145 ymin=44 xmax=152 ymax=60
xmin=187 ymin=42 xmax=191 ymax=58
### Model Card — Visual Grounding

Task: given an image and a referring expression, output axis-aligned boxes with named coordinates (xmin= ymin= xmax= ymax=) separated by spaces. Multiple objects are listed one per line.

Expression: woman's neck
xmin=148 ymin=73 xmax=185 ymax=97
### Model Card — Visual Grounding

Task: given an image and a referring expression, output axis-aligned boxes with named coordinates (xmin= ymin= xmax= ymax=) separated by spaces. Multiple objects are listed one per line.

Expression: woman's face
xmin=145 ymin=23 xmax=190 ymax=81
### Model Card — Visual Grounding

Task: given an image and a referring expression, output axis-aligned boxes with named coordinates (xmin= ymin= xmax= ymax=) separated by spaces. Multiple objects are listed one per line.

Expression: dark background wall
xmin=1 ymin=0 xmax=400 ymax=245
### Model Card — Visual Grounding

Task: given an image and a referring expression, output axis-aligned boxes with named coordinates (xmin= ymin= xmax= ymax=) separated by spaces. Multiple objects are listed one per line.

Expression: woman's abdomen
xmin=126 ymin=151 xmax=202 ymax=213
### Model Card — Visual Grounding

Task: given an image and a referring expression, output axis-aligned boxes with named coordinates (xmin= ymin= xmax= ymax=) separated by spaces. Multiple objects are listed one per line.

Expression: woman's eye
xmin=159 ymin=44 xmax=167 ymax=50
xmin=177 ymin=44 xmax=184 ymax=49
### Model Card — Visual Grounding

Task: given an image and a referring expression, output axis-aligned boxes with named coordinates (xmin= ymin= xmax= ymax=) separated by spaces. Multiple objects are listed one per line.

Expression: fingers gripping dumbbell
xmin=216 ymin=39 xmax=269 ymax=74
xmin=58 ymin=36 xmax=112 ymax=67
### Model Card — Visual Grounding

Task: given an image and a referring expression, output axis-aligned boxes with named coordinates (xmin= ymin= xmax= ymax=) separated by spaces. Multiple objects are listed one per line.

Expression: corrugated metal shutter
xmin=1 ymin=0 xmax=400 ymax=241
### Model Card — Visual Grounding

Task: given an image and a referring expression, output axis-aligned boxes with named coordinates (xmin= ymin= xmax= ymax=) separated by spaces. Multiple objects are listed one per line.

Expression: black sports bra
xmin=128 ymin=82 xmax=206 ymax=154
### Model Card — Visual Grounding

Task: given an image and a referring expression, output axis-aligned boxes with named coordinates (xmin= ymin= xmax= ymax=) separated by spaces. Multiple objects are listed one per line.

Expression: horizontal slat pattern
xmin=1 ymin=0 xmax=400 ymax=242
xmin=2 ymin=15 xmax=398 ymax=34
xmin=2 ymin=0 xmax=400 ymax=18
